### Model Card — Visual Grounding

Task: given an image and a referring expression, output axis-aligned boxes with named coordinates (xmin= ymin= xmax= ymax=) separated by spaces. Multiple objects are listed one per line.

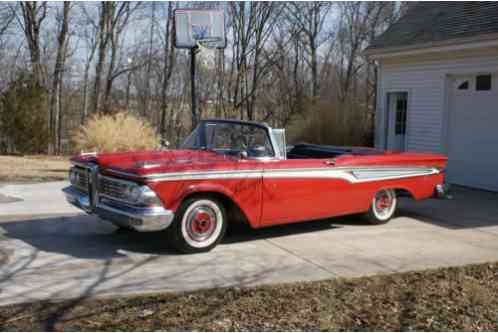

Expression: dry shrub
xmin=72 ymin=112 xmax=160 ymax=153
xmin=289 ymin=98 xmax=374 ymax=147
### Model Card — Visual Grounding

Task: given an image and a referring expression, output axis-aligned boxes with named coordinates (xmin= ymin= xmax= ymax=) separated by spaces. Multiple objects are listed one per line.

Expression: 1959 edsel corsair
xmin=64 ymin=119 xmax=449 ymax=253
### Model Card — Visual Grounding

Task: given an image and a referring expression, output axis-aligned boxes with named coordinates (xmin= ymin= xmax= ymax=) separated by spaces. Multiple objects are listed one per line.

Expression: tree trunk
xmin=92 ymin=2 xmax=111 ymax=114
xmin=48 ymin=2 xmax=70 ymax=154
xmin=160 ymin=2 xmax=175 ymax=138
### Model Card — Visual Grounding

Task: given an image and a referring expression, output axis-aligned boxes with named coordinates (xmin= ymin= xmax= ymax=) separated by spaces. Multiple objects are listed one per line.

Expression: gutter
xmin=364 ymin=32 xmax=498 ymax=59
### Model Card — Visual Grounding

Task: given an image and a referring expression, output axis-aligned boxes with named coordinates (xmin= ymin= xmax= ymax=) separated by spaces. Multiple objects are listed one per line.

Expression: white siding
xmin=376 ymin=52 xmax=498 ymax=154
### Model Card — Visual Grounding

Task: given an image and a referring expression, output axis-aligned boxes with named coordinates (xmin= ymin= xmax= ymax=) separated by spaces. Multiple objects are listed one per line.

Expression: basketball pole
xmin=190 ymin=47 xmax=198 ymax=130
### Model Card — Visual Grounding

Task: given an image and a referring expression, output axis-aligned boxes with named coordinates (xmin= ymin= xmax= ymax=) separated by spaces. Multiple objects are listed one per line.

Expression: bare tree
xmin=15 ymin=2 xmax=48 ymax=85
xmin=228 ymin=2 xmax=280 ymax=121
xmin=48 ymin=2 xmax=71 ymax=154
xmin=88 ymin=2 xmax=142 ymax=114
xmin=285 ymin=2 xmax=332 ymax=103
xmin=102 ymin=2 xmax=141 ymax=114
xmin=79 ymin=3 xmax=99 ymax=123
xmin=92 ymin=2 xmax=112 ymax=115
xmin=159 ymin=2 xmax=176 ymax=138
xmin=0 ymin=4 xmax=15 ymax=39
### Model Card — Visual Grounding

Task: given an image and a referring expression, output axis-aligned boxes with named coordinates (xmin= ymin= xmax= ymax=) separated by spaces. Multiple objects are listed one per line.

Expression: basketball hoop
xmin=174 ymin=9 xmax=226 ymax=49
xmin=174 ymin=9 xmax=226 ymax=128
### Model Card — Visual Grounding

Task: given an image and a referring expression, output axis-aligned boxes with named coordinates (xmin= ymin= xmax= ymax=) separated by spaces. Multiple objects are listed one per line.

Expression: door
xmin=260 ymin=159 xmax=366 ymax=227
xmin=386 ymin=92 xmax=408 ymax=151
xmin=447 ymin=73 xmax=498 ymax=191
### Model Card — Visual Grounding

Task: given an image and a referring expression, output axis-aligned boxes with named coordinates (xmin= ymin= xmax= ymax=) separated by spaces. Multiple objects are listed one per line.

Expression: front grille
xmin=72 ymin=167 xmax=89 ymax=193
xmin=98 ymin=176 xmax=130 ymax=202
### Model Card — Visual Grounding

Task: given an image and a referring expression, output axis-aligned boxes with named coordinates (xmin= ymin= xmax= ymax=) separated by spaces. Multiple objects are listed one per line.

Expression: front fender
xmin=147 ymin=179 xmax=262 ymax=228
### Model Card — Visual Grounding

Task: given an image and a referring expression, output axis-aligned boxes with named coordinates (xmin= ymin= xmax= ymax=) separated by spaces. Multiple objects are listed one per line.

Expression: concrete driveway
xmin=1 ymin=182 xmax=498 ymax=306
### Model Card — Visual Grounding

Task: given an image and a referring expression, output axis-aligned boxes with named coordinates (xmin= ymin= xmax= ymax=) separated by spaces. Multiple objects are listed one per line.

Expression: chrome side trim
xmin=141 ymin=166 xmax=439 ymax=183
xmin=146 ymin=169 xmax=264 ymax=181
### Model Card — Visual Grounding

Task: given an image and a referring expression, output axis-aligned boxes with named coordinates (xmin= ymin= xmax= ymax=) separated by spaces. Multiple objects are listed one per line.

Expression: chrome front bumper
xmin=63 ymin=186 xmax=175 ymax=232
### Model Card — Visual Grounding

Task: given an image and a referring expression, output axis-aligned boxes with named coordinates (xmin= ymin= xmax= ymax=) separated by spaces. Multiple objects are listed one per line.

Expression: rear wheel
xmin=364 ymin=189 xmax=397 ymax=224
xmin=167 ymin=196 xmax=227 ymax=253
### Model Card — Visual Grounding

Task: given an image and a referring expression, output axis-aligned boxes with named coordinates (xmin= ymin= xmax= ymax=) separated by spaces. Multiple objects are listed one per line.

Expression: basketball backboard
xmin=174 ymin=9 xmax=226 ymax=49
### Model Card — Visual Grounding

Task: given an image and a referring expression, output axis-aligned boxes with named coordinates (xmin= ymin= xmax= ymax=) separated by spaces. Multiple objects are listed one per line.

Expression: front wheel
xmin=364 ymin=189 xmax=397 ymax=225
xmin=167 ymin=196 xmax=227 ymax=253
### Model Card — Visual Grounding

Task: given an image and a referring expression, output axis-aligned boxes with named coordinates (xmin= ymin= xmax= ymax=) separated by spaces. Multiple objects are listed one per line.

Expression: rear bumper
xmin=434 ymin=183 xmax=452 ymax=199
xmin=63 ymin=186 xmax=174 ymax=232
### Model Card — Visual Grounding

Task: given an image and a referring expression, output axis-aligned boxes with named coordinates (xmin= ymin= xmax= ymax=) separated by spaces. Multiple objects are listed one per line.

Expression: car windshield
xmin=181 ymin=121 xmax=275 ymax=158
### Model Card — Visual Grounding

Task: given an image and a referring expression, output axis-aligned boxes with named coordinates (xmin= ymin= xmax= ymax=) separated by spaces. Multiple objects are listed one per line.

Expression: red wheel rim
xmin=373 ymin=189 xmax=395 ymax=220
xmin=186 ymin=206 xmax=217 ymax=242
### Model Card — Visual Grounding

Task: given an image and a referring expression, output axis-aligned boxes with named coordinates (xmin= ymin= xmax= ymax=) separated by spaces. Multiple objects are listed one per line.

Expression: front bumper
xmin=63 ymin=186 xmax=174 ymax=232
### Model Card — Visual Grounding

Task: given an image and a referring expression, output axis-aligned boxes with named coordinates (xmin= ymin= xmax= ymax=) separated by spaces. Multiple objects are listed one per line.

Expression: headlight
xmin=125 ymin=185 xmax=162 ymax=207
xmin=69 ymin=168 xmax=78 ymax=185
xmin=129 ymin=186 xmax=142 ymax=202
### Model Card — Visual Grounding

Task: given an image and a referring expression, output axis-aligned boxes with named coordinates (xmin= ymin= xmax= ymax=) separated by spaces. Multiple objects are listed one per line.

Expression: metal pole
xmin=190 ymin=47 xmax=197 ymax=130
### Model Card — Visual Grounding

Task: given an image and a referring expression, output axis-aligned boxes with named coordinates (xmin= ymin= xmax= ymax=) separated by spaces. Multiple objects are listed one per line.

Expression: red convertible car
xmin=64 ymin=119 xmax=449 ymax=253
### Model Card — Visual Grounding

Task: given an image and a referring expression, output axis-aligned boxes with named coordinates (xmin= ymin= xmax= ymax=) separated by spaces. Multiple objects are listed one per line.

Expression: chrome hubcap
xmin=186 ymin=206 xmax=217 ymax=242
xmin=373 ymin=189 xmax=396 ymax=220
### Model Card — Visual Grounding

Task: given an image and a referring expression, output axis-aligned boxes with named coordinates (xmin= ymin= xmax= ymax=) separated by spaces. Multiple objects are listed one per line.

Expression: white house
xmin=365 ymin=2 xmax=498 ymax=192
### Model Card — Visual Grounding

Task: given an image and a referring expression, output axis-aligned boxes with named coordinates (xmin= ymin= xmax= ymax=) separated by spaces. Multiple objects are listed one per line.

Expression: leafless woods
xmin=0 ymin=2 xmax=407 ymax=154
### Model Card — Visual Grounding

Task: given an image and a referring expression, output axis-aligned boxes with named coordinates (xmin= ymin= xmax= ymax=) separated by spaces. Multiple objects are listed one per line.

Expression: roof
xmin=366 ymin=2 xmax=498 ymax=54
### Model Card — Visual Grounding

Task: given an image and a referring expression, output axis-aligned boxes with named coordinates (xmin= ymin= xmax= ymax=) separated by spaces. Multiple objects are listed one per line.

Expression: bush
xmin=0 ymin=72 xmax=49 ymax=154
xmin=72 ymin=112 xmax=161 ymax=153
xmin=290 ymin=98 xmax=373 ymax=147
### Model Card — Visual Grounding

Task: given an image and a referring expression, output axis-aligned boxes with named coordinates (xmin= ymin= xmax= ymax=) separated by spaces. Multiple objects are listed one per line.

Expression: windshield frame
xmin=180 ymin=119 xmax=281 ymax=160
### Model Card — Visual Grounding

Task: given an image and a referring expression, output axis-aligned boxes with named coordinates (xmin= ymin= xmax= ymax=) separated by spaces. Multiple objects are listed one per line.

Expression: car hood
xmin=72 ymin=150 xmax=238 ymax=178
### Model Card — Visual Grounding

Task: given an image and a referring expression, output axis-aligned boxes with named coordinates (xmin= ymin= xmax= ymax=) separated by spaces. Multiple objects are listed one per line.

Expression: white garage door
xmin=447 ymin=73 xmax=498 ymax=192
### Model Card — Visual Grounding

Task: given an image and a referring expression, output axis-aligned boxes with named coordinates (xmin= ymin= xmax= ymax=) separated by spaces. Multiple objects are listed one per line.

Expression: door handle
xmin=324 ymin=159 xmax=336 ymax=166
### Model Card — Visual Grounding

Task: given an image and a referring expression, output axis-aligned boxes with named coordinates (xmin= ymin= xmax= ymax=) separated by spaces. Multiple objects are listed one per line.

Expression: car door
xmin=260 ymin=158 xmax=358 ymax=227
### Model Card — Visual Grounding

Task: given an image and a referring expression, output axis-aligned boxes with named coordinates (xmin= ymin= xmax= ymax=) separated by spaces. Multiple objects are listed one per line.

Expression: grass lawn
xmin=0 ymin=155 xmax=70 ymax=183
xmin=0 ymin=262 xmax=497 ymax=331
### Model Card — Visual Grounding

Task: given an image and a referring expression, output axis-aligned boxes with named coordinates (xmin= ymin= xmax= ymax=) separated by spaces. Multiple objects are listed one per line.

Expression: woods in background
xmin=0 ymin=1 xmax=408 ymax=155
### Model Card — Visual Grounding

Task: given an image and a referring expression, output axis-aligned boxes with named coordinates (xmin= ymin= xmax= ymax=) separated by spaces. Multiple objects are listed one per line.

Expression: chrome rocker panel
xmin=63 ymin=186 xmax=175 ymax=232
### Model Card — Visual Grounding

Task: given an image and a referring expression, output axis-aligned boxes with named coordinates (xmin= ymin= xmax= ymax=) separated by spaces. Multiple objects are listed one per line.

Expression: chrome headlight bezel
xmin=125 ymin=184 xmax=162 ymax=207
xmin=69 ymin=168 xmax=78 ymax=185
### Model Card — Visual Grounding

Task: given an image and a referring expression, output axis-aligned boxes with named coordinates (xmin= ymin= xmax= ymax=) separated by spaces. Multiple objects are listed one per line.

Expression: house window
xmin=476 ymin=74 xmax=492 ymax=91
xmin=395 ymin=97 xmax=407 ymax=135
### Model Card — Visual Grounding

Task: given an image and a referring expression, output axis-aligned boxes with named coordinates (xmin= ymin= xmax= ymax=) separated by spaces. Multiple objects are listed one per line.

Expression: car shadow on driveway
xmin=2 ymin=186 xmax=496 ymax=261
xmin=0 ymin=213 xmax=360 ymax=260
xmin=397 ymin=186 xmax=498 ymax=230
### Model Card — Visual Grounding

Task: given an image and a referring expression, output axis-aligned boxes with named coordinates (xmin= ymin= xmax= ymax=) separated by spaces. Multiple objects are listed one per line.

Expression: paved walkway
xmin=1 ymin=182 xmax=498 ymax=305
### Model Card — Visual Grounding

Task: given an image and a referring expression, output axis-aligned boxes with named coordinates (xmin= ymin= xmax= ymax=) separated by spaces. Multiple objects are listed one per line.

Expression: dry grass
xmin=1 ymin=262 xmax=497 ymax=331
xmin=72 ymin=112 xmax=161 ymax=154
xmin=0 ymin=155 xmax=70 ymax=183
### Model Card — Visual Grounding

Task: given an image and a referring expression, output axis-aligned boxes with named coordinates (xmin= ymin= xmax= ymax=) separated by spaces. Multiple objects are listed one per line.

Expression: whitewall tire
xmin=168 ymin=196 xmax=227 ymax=253
xmin=364 ymin=189 xmax=397 ymax=225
